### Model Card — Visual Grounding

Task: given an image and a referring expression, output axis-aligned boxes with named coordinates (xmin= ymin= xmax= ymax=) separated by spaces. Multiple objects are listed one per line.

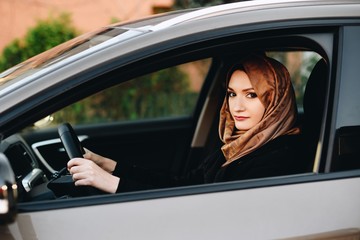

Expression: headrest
xmin=303 ymin=58 xmax=328 ymax=130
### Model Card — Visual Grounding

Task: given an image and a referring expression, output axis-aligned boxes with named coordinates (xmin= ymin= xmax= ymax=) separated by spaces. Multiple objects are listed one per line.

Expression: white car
xmin=1 ymin=0 xmax=360 ymax=239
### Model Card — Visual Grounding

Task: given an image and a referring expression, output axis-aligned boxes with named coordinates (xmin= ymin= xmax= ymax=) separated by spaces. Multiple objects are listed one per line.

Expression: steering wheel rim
xmin=58 ymin=123 xmax=85 ymax=159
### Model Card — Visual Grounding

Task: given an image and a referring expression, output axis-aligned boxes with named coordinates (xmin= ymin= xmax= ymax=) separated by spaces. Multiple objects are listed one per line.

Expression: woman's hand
xmin=68 ymin=157 xmax=120 ymax=193
xmin=82 ymin=148 xmax=117 ymax=173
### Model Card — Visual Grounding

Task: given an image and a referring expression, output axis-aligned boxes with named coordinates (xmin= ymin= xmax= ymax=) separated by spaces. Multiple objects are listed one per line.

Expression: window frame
xmin=17 ymin=25 xmax=360 ymax=213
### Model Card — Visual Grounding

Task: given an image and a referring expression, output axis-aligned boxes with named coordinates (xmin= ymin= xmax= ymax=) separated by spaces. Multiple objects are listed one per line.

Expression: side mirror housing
xmin=0 ymin=153 xmax=17 ymax=224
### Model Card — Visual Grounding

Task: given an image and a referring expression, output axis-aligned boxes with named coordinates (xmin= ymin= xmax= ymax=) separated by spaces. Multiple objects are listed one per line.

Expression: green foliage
xmin=110 ymin=17 xmax=121 ymax=24
xmin=267 ymin=51 xmax=321 ymax=109
xmin=0 ymin=40 xmax=24 ymax=71
xmin=173 ymin=0 xmax=240 ymax=9
xmin=51 ymin=66 xmax=198 ymax=125
xmin=174 ymin=0 xmax=222 ymax=8
xmin=0 ymin=13 xmax=77 ymax=72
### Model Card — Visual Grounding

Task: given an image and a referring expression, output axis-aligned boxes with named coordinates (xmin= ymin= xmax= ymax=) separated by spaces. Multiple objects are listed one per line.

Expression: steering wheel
xmin=47 ymin=123 xmax=103 ymax=197
xmin=58 ymin=123 xmax=85 ymax=159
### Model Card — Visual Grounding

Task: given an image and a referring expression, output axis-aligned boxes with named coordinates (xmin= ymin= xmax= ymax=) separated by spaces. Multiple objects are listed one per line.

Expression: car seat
xmin=302 ymin=58 xmax=328 ymax=171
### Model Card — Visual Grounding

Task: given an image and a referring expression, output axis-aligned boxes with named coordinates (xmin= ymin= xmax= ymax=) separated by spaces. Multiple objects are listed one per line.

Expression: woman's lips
xmin=234 ymin=116 xmax=249 ymax=121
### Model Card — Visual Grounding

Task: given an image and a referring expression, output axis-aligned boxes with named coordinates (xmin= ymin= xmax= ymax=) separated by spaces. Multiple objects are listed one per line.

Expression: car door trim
xmin=17 ymin=169 xmax=360 ymax=213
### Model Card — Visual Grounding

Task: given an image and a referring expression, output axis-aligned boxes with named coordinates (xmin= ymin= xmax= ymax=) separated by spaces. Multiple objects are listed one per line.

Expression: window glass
xmin=46 ymin=59 xmax=211 ymax=127
xmin=266 ymin=51 xmax=322 ymax=111
xmin=332 ymin=26 xmax=360 ymax=172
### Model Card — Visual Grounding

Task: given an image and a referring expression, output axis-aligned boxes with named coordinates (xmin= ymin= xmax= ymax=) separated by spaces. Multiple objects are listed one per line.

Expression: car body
xmin=1 ymin=0 xmax=360 ymax=239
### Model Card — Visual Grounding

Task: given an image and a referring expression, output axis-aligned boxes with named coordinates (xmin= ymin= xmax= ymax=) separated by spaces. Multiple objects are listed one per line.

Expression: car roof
xmin=150 ymin=0 xmax=359 ymax=30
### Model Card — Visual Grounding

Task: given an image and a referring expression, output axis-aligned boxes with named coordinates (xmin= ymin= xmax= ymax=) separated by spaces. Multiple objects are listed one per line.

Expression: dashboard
xmin=1 ymin=131 xmax=90 ymax=202
xmin=1 ymin=134 xmax=54 ymax=201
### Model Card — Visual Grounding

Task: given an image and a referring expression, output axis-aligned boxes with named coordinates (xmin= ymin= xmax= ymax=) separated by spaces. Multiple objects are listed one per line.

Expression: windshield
xmin=0 ymin=10 xmax=190 ymax=90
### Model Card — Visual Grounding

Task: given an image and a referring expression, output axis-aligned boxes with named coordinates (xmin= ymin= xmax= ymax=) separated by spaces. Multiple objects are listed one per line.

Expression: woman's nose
xmin=233 ymin=97 xmax=246 ymax=112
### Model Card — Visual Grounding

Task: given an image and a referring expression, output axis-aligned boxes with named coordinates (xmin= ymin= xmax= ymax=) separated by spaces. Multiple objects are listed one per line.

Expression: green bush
xmin=51 ymin=66 xmax=196 ymax=125
xmin=0 ymin=13 xmax=77 ymax=72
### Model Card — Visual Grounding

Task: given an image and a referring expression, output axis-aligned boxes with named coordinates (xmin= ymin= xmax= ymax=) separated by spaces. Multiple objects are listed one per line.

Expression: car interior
xmin=1 ymin=31 xmax=341 ymax=204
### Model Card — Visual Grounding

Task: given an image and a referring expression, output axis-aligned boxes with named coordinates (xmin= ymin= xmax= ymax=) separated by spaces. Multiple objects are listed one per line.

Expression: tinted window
xmin=331 ymin=26 xmax=360 ymax=172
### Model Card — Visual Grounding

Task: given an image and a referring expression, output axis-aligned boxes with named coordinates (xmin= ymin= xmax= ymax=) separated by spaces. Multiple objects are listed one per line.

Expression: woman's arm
xmin=83 ymin=148 xmax=117 ymax=173
xmin=67 ymin=148 xmax=214 ymax=194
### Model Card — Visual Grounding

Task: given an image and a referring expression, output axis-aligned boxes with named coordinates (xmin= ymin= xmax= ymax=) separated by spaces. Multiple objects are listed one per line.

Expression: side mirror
xmin=0 ymin=153 xmax=17 ymax=224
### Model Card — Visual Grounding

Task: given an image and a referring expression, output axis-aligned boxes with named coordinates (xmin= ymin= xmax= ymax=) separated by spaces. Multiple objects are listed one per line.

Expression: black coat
xmin=114 ymin=134 xmax=308 ymax=193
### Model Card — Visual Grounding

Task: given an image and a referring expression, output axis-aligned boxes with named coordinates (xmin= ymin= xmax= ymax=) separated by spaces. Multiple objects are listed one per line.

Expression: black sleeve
xmin=112 ymin=160 xmax=204 ymax=193
xmin=216 ymin=135 xmax=304 ymax=182
xmin=112 ymin=150 xmax=223 ymax=193
xmin=240 ymin=136 xmax=306 ymax=179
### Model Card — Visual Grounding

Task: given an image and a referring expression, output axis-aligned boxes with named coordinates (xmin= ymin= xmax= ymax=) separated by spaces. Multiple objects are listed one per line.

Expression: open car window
xmin=39 ymin=52 xmax=320 ymax=128
xmin=37 ymin=59 xmax=211 ymax=127
xmin=16 ymin=49 xmax=323 ymax=203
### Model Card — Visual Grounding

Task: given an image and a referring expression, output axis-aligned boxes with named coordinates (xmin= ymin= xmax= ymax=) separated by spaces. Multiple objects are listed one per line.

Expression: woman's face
xmin=227 ymin=70 xmax=265 ymax=131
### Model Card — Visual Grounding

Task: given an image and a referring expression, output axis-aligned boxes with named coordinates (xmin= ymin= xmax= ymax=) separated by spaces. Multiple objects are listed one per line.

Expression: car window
xmin=266 ymin=51 xmax=322 ymax=111
xmin=330 ymin=26 xmax=360 ymax=172
xmin=37 ymin=51 xmax=318 ymax=129
xmin=42 ymin=59 xmax=211 ymax=127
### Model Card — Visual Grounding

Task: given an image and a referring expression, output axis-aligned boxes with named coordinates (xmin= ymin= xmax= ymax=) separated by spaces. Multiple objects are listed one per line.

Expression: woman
xmin=67 ymin=53 xmax=304 ymax=194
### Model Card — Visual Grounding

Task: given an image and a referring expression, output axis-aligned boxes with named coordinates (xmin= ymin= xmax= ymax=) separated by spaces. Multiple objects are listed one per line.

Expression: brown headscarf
xmin=219 ymin=54 xmax=300 ymax=166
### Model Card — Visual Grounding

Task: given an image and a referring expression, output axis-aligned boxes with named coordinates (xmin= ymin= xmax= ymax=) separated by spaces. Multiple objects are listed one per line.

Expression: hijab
xmin=219 ymin=54 xmax=300 ymax=166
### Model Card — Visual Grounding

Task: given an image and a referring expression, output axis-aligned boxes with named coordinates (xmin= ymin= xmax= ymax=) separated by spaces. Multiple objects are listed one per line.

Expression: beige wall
xmin=0 ymin=0 xmax=173 ymax=51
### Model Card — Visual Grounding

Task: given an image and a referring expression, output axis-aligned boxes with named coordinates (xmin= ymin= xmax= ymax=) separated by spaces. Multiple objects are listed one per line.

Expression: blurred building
xmin=0 ymin=0 xmax=174 ymax=51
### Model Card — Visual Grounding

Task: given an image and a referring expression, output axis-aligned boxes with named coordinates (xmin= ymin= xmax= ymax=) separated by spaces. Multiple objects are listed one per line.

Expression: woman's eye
xmin=246 ymin=92 xmax=258 ymax=98
xmin=228 ymin=92 xmax=236 ymax=97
